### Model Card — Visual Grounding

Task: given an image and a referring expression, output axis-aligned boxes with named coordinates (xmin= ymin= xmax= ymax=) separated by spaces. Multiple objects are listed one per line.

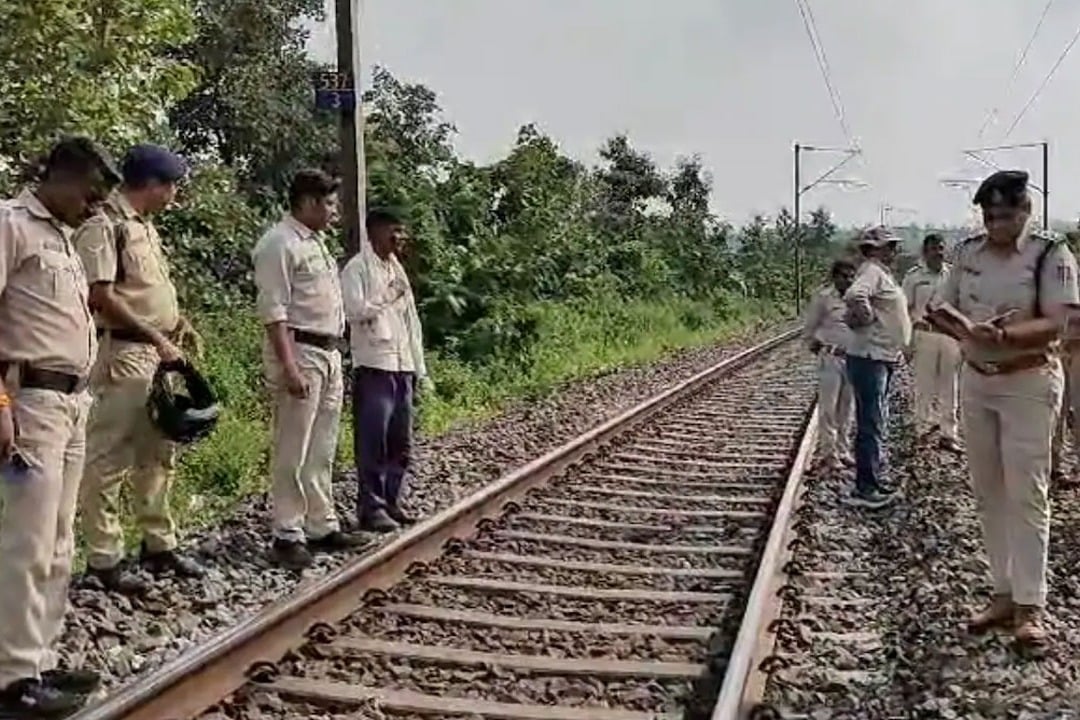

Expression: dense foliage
xmin=0 ymin=0 xmax=848 ymax=535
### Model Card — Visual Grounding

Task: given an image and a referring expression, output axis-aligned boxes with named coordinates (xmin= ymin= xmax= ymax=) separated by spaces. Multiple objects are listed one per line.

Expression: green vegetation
xmin=2 ymin=0 xmax=838 ymax=538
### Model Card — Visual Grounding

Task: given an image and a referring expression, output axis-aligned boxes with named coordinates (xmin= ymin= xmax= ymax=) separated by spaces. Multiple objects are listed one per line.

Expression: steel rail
xmin=710 ymin=402 xmax=820 ymax=719
xmin=72 ymin=327 xmax=801 ymax=720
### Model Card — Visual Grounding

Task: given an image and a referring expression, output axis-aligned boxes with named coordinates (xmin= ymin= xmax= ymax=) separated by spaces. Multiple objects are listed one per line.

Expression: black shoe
xmin=271 ymin=539 xmax=313 ymax=571
xmin=842 ymin=488 xmax=897 ymax=510
xmin=386 ymin=506 xmax=416 ymax=526
xmin=40 ymin=669 xmax=99 ymax=695
xmin=358 ymin=509 xmax=400 ymax=534
xmin=140 ymin=546 xmax=206 ymax=578
xmin=0 ymin=678 xmax=85 ymax=718
xmin=86 ymin=565 xmax=150 ymax=596
xmin=308 ymin=530 xmax=373 ymax=553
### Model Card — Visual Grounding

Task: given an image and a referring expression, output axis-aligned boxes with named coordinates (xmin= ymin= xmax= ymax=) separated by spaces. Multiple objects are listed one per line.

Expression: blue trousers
xmin=352 ymin=367 xmax=414 ymax=518
xmin=845 ymin=355 xmax=895 ymax=494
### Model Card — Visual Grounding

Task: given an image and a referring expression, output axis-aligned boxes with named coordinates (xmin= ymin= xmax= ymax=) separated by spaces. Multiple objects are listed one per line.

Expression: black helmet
xmin=147 ymin=361 xmax=220 ymax=444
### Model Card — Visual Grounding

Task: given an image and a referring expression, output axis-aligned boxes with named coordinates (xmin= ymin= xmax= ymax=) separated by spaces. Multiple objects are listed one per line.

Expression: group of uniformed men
xmin=0 ymin=137 xmax=427 ymax=717
xmin=804 ymin=168 xmax=1080 ymax=647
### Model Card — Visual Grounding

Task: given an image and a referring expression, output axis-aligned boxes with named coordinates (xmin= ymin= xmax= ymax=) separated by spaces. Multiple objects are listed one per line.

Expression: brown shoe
xmin=1013 ymin=605 xmax=1047 ymax=645
xmin=968 ymin=594 xmax=1015 ymax=633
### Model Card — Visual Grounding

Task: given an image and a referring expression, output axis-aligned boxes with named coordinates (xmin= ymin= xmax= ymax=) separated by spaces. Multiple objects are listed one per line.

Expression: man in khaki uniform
xmin=252 ymin=169 xmax=367 ymax=571
xmin=802 ymin=258 xmax=856 ymax=468
xmin=902 ymin=233 xmax=962 ymax=452
xmin=74 ymin=144 xmax=205 ymax=595
xmin=0 ymin=138 xmax=120 ymax=717
xmin=1051 ymin=352 xmax=1080 ymax=485
xmin=934 ymin=170 xmax=1078 ymax=646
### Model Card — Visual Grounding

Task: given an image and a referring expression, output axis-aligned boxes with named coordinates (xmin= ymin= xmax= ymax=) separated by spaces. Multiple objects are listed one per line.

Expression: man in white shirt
xmin=802 ymin=259 xmax=857 ymax=468
xmin=843 ymin=226 xmax=913 ymax=509
xmin=902 ymin=233 xmax=962 ymax=451
xmin=251 ymin=170 xmax=368 ymax=570
xmin=340 ymin=209 xmax=430 ymax=533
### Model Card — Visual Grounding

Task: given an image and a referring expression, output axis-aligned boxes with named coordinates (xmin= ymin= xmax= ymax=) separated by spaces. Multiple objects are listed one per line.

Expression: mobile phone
xmin=0 ymin=450 xmax=30 ymax=483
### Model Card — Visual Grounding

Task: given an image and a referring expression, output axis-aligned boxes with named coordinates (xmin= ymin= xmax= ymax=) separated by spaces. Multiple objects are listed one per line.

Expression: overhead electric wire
xmin=976 ymin=0 xmax=1055 ymax=139
xmin=1003 ymin=19 xmax=1080 ymax=137
xmin=794 ymin=0 xmax=853 ymax=145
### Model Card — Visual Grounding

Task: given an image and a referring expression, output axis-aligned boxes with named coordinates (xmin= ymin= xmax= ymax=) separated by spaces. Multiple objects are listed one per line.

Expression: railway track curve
xmin=71 ymin=327 xmax=824 ymax=720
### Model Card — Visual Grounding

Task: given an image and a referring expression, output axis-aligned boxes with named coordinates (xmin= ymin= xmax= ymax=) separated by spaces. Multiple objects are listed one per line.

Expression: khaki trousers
xmin=816 ymin=353 xmax=853 ymax=461
xmin=1051 ymin=350 xmax=1080 ymax=471
xmin=0 ymin=388 xmax=92 ymax=688
xmin=912 ymin=329 xmax=961 ymax=440
xmin=264 ymin=343 xmax=343 ymax=543
xmin=961 ymin=362 xmax=1062 ymax=607
xmin=81 ymin=341 xmax=176 ymax=570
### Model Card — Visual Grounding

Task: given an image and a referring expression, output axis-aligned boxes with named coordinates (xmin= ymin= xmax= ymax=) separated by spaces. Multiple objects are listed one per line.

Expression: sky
xmin=306 ymin=0 xmax=1080 ymax=229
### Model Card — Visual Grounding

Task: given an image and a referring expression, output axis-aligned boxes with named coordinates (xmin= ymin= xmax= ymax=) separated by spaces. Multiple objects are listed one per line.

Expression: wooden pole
xmin=335 ymin=0 xmax=366 ymax=257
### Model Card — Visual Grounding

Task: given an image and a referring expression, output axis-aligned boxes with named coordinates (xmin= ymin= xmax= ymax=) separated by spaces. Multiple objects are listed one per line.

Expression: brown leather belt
xmin=293 ymin=329 xmax=342 ymax=351
xmin=966 ymin=354 xmax=1050 ymax=376
xmin=819 ymin=344 xmax=847 ymax=357
xmin=0 ymin=362 xmax=88 ymax=394
xmin=913 ymin=320 xmax=933 ymax=332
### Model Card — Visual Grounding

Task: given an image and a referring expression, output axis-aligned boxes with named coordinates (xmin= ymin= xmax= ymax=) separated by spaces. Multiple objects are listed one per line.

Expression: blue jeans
xmin=352 ymin=367 xmax=415 ymax=519
xmin=845 ymin=355 xmax=895 ymax=494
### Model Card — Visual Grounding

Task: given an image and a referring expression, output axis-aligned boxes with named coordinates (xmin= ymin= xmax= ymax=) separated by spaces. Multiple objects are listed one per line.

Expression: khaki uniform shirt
xmin=0 ymin=190 xmax=96 ymax=377
xmin=802 ymin=285 xmax=853 ymax=351
xmin=902 ymin=262 xmax=951 ymax=323
xmin=251 ymin=215 xmax=344 ymax=338
xmin=72 ymin=191 xmax=180 ymax=333
xmin=937 ymin=225 xmax=1080 ymax=365
xmin=340 ymin=251 xmax=416 ymax=373
xmin=844 ymin=259 xmax=912 ymax=362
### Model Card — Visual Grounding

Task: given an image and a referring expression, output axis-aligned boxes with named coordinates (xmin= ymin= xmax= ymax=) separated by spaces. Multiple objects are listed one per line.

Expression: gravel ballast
xmin=763 ymin=369 xmax=1080 ymax=719
xmin=60 ymin=322 xmax=781 ymax=692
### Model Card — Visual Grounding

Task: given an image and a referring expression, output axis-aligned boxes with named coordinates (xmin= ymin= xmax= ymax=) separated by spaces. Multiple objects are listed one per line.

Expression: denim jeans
xmin=845 ymin=355 xmax=895 ymax=494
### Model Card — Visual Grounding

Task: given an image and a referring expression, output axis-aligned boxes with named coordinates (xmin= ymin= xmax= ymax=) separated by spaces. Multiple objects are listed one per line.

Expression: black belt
xmin=0 ymin=363 xmax=87 ymax=395
xmin=293 ymin=329 xmax=342 ymax=351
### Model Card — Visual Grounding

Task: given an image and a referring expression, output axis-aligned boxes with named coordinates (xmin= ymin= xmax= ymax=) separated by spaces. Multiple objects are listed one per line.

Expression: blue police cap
xmin=121 ymin=144 xmax=188 ymax=186
xmin=973 ymin=170 xmax=1028 ymax=208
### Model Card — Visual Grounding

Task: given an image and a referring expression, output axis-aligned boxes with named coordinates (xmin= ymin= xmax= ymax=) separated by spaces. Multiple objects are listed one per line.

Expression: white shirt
xmin=340 ymin=249 xmax=423 ymax=375
xmin=844 ymin=259 xmax=912 ymax=362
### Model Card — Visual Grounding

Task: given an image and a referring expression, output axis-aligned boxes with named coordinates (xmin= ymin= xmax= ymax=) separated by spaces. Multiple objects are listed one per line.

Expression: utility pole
xmin=793 ymin=143 xmax=802 ymax=315
xmin=335 ymin=0 xmax=366 ymax=257
xmin=792 ymin=143 xmax=864 ymax=316
xmin=1042 ymin=140 xmax=1049 ymax=230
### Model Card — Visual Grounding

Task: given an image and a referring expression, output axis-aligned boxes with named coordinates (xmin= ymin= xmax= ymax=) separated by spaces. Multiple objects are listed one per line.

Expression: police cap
xmin=972 ymin=170 xmax=1028 ymax=209
xmin=122 ymin=144 xmax=188 ymax=186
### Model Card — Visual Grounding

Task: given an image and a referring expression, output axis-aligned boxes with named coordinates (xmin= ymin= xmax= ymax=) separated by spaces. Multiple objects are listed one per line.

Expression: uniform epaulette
xmin=1030 ymin=228 xmax=1064 ymax=246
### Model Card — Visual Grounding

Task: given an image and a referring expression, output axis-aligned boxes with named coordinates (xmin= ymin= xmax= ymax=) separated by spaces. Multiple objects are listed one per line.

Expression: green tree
xmin=0 ymin=0 xmax=197 ymax=188
xmin=168 ymin=0 xmax=334 ymax=203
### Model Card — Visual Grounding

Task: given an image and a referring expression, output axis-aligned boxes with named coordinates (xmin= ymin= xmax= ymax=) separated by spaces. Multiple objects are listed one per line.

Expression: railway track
xmin=72 ymin=328 xmax=823 ymax=720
